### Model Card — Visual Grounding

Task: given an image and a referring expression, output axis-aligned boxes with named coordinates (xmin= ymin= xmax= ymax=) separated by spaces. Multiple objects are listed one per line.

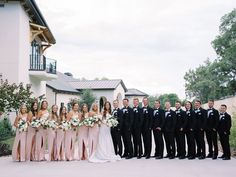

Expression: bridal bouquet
xmin=59 ymin=120 xmax=71 ymax=131
xmin=18 ymin=119 xmax=28 ymax=133
xmin=106 ymin=116 xmax=118 ymax=127
xmin=30 ymin=119 xmax=41 ymax=128
xmin=70 ymin=117 xmax=80 ymax=127
xmin=83 ymin=117 xmax=96 ymax=127
xmin=45 ymin=119 xmax=58 ymax=129
xmin=40 ymin=117 xmax=48 ymax=129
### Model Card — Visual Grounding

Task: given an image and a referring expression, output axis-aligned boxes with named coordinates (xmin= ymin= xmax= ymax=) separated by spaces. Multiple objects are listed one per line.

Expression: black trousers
xmin=175 ymin=130 xmax=186 ymax=157
xmin=121 ymin=127 xmax=133 ymax=156
xmin=164 ymin=132 xmax=176 ymax=157
xmin=206 ymin=129 xmax=218 ymax=156
xmin=194 ymin=130 xmax=206 ymax=157
xmin=141 ymin=127 xmax=152 ymax=156
xmin=153 ymin=129 xmax=164 ymax=157
xmin=186 ymin=130 xmax=196 ymax=157
xmin=111 ymin=128 xmax=123 ymax=156
xmin=132 ymin=127 xmax=143 ymax=157
xmin=219 ymin=132 xmax=231 ymax=158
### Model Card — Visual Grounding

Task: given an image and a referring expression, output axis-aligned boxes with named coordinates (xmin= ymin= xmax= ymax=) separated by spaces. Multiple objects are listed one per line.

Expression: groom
xmin=111 ymin=100 xmax=123 ymax=156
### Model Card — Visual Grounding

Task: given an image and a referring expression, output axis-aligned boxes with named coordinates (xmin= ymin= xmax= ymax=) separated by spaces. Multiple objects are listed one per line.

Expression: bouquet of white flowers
xmin=106 ymin=116 xmax=118 ymax=127
xmin=40 ymin=117 xmax=48 ymax=129
xmin=70 ymin=116 xmax=80 ymax=127
xmin=30 ymin=119 xmax=41 ymax=128
xmin=83 ymin=117 xmax=96 ymax=127
xmin=59 ymin=120 xmax=72 ymax=131
xmin=18 ymin=119 xmax=28 ymax=132
xmin=45 ymin=119 xmax=58 ymax=129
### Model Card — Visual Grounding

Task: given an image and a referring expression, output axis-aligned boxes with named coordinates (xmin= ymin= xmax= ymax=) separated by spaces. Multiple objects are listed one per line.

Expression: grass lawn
xmin=0 ymin=137 xmax=15 ymax=150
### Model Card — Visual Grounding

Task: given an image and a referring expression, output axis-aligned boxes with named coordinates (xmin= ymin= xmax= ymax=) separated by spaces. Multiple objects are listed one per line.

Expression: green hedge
xmin=0 ymin=117 xmax=14 ymax=141
xmin=230 ymin=114 xmax=236 ymax=155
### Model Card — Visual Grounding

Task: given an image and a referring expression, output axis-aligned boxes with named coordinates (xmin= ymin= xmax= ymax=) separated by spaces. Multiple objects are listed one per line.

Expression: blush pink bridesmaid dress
xmin=26 ymin=114 xmax=36 ymax=161
xmin=12 ymin=115 xmax=27 ymax=162
xmin=35 ymin=112 xmax=49 ymax=161
xmin=78 ymin=113 xmax=89 ymax=160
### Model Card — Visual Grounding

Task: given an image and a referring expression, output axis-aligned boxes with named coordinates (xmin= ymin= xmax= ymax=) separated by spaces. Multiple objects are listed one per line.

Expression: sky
xmin=37 ymin=0 xmax=236 ymax=99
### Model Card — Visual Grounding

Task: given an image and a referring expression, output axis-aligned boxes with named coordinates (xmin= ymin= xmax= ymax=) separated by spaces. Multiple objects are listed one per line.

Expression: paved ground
xmin=0 ymin=155 xmax=235 ymax=177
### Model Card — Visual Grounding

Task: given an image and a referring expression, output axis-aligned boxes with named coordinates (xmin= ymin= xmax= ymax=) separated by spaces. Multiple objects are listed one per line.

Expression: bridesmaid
xmin=88 ymin=103 xmax=100 ymax=157
xmin=55 ymin=106 xmax=67 ymax=161
xmin=12 ymin=104 xmax=28 ymax=162
xmin=35 ymin=100 xmax=49 ymax=161
xmin=47 ymin=105 xmax=58 ymax=161
xmin=26 ymin=101 xmax=38 ymax=161
xmin=78 ymin=103 xmax=89 ymax=160
xmin=65 ymin=102 xmax=80 ymax=161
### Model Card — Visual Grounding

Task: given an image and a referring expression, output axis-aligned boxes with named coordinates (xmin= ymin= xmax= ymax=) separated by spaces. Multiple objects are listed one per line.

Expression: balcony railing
xmin=29 ymin=55 xmax=57 ymax=74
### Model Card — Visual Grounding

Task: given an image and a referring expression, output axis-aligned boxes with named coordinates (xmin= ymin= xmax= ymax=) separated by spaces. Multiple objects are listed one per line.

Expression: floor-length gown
xmin=78 ymin=113 xmax=89 ymax=160
xmin=12 ymin=115 xmax=27 ymax=162
xmin=89 ymin=113 xmax=121 ymax=163
xmin=88 ymin=123 xmax=99 ymax=157
xmin=47 ymin=127 xmax=56 ymax=161
xmin=35 ymin=112 xmax=49 ymax=161
xmin=55 ymin=128 xmax=65 ymax=161
xmin=26 ymin=122 xmax=36 ymax=161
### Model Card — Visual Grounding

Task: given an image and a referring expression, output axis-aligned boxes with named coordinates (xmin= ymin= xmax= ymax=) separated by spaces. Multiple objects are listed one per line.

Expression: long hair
xmin=30 ymin=101 xmax=38 ymax=117
xmin=50 ymin=105 xmax=58 ymax=120
xmin=18 ymin=103 xmax=28 ymax=117
xmin=103 ymin=101 xmax=111 ymax=117
xmin=90 ymin=102 xmax=99 ymax=114
xmin=59 ymin=106 xmax=67 ymax=122
xmin=185 ymin=101 xmax=193 ymax=110
xmin=81 ymin=103 xmax=88 ymax=119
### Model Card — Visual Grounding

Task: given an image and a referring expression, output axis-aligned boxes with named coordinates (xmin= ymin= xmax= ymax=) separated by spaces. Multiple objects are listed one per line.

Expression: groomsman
xmin=111 ymin=100 xmax=123 ymax=156
xmin=175 ymin=101 xmax=187 ymax=159
xmin=185 ymin=101 xmax=196 ymax=160
xmin=121 ymin=98 xmax=134 ymax=159
xmin=206 ymin=99 xmax=219 ymax=159
xmin=152 ymin=100 xmax=165 ymax=159
xmin=218 ymin=104 xmax=232 ymax=160
xmin=163 ymin=101 xmax=177 ymax=159
xmin=132 ymin=98 xmax=143 ymax=159
xmin=194 ymin=100 xmax=207 ymax=159
xmin=141 ymin=97 xmax=153 ymax=159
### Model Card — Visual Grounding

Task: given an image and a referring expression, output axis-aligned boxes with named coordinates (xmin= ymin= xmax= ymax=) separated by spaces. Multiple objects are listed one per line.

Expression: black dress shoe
xmin=222 ymin=157 xmax=231 ymax=160
xmin=169 ymin=156 xmax=175 ymax=159
xmin=137 ymin=156 xmax=142 ymax=159
xmin=155 ymin=156 xmax=163 ymax=160
xmin=125 ymin=155 xmax=133 ymax=159
xmin=212 ymin=156 xmax=217 ymax=160
xmin=188 ymin=156 xmax=195 ymax=160
xmin=122 ymin=154 xmax=128 ymax=158
xmin=142 ymin=154 xmax=147 ymax=157
xmin=179 ymin=156 xmax=185 ymax=159
xmin=145 ymin=155 xmax=151 ymax=159
xmin=198 ymin=156 xmax=205 ymax=160
xmin=206 ymin=154 xmax=213 ymax=158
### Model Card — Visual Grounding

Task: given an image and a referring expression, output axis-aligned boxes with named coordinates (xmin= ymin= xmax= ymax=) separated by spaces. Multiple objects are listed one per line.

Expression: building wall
xmin=202 ymin=95 xmax=236 ymax=116
xmin=46 ymin=87 xmax=80 ymax=108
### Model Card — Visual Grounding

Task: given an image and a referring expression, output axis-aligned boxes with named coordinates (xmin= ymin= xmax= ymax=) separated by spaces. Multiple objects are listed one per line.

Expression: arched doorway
xmin=116 ymin=93 xmax=122 ymax=108
xmin=99 ymin=96 xmax=107 ymax=112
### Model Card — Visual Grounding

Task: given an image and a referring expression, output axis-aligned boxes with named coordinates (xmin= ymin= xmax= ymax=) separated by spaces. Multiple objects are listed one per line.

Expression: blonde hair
xmin=18 ymin=103 xmax=28 ymax=117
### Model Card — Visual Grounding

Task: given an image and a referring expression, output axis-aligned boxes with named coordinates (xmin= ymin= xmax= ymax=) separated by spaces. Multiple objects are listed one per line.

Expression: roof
xmin=10 ymin=0 xmax=56 ymax=44
xmin=69 ymin=79 xmax=128 ymax=92
xmin=125 ymin=88 xmax=148 ymax=96
xmin=46 ymin=72 xmax=79 ymax=94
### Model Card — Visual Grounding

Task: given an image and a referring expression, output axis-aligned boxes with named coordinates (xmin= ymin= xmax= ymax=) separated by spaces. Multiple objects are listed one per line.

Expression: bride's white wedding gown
xmin=89 ymin=114 xmax=121 ymax=163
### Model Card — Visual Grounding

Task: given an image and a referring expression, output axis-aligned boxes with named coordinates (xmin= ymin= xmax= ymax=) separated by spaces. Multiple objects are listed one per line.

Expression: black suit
xmin=141 ymin=106 xmax=153 ymax=157
xmin=152 ymin=108 xmax=165 ymax=157
xmin=121 ymin=106 xmax=134 ymax=157
xmin=111 ymin=108 xmax=123 ymax=156
xmin=175 ymin=108 xmax=187 ymax=158
xmin=194 ymin=108 xmax=207 ymax=158
xmin=186 ymin=109 xmax=196 ymax=158
xmin=163 ymin=109 xmax=176 ymax=158
xmin=206 ymin=108 xmax=219 ymax=157
xmin=132 ymin=106 xmax=143 ymax=157
xmin=218 ymin=112 xmax=231 ymax=158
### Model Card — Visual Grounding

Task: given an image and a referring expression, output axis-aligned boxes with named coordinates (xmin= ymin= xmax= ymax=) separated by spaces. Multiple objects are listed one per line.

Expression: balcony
xmin=29 ymin=55 xmax=58 ymax=80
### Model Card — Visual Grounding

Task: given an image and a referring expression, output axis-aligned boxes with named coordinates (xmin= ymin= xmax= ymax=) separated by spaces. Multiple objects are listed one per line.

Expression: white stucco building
xmin=125 ymin=88 xmax=149 ymax=106
xmin=0 ymin=0 xmax=57 ymax=98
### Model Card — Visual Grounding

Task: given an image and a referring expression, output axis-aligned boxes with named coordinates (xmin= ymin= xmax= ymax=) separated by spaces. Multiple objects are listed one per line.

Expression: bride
xmin=89 ymin=101 xmax=121 ymax=163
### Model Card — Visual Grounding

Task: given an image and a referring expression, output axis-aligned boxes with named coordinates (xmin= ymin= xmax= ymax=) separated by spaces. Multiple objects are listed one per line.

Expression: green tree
xmin=0 ymin=80 xmax=34 ymax=114
xmin=158 ymin=93 xmax=180 ymax=107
